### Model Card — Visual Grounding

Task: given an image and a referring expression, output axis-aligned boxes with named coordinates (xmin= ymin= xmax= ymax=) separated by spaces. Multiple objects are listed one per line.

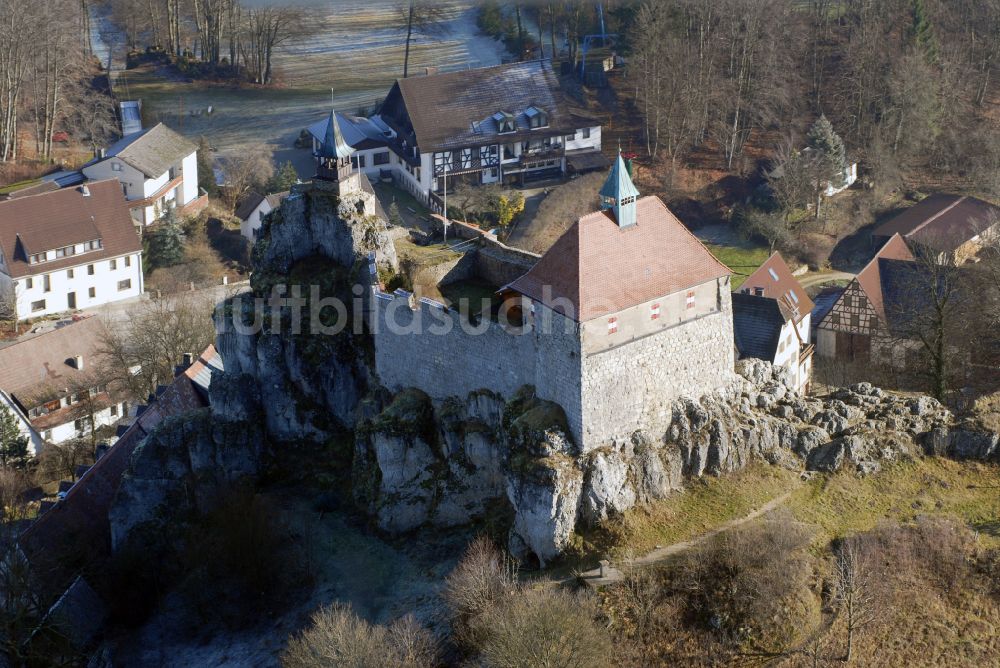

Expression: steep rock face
xmin=344 ymin=361 xmax=1000 ymax=565
xmin=109 ymin=373 xmax=265 ymax=553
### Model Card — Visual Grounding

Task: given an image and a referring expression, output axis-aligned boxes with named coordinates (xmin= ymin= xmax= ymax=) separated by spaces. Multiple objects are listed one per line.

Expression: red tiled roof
xmin=0 ymin=179 xmax=141 ymax=278
xmin=855 ymin=233 xmax=914 ymax=320
xmin=508 ymin=196 xmax=730 ymax=322
xmin=740 ymin=252 xmax=814 ymax=321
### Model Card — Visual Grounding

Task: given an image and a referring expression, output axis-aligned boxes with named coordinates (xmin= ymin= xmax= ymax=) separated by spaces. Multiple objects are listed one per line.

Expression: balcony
xmin=518 ymin=146 xmax=564 ymax=165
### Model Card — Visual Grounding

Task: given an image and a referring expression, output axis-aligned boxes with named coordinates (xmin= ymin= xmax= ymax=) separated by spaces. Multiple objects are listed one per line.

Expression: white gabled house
xmin=732 ymin=253 xmax=815 ymax=393
xmin=0 ymin=180 xmax=143 ymax=322
xmin=0 ymin=317 xmax=130 ymax=449
xmin=82 ymin=123 xmax=203 ymax=226
xmin=237 ymin=191 xmax=290 ymax=241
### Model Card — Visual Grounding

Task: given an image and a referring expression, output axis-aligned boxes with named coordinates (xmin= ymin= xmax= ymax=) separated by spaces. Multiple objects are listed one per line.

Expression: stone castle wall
xmin=579 ymin=281 xmax=736 ymax=450
xmin=372 ymin=292 xmax=536 ymax=400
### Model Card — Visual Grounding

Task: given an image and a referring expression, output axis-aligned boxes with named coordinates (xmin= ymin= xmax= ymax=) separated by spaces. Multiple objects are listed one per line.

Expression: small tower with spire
xmin=599 ymin=151 xmax=640 ymax=228
xmin=314 ymin=109 xmax=358 ymax=195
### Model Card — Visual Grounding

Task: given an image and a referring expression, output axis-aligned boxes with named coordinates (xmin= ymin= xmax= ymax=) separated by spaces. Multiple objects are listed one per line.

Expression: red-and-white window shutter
xmin=686 ymin=291 xmax=696 ymax=309
xmin=650 ymin=303 xmax=661 ymax=319
xmin=607 ymin=317 xmax=618 ymax=334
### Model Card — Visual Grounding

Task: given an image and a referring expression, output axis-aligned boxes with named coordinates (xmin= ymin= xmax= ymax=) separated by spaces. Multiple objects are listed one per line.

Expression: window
xmin=31 ymin=299 xmax=45 ymax=312
xmin=67 ymin=268 xmax=74 ymax=279
xmin=753 ymin=287 xmax=764 ymax=296
xmin=43 ymin=275 xmax=50 ymax=292
xmin=86 ymin=240 xmax=101 ymax=251
xmin=110 ymin=404 xmax=118 ymax=417
xmin=88 ymin=287 xmax=96 ymax=298
xmin=110 ymin=259 xmax=117 ymax=270
xmin=118 ymin=279 xmax=131 ymax=291
xmin=124 ymin=255 xmax=131 ymax=267
xmin=29 ymin=254 xmax=43 ymax=264
xmin=850 ymin=314 xmax=859 ymax=328
xmin=352 ymin=154 xmax=367 ymax=169
xmin=686 ymin=291 xmax=696 ymax=310
xmin=581 ymin=128 xmax=591 ymax=139
xmin=831 ymin=313 xmax=840 ymax=325
xmin=112 ymin=162 xmax=122 ymax=172
xmin=565 ymin=135 xmax=574 ymax=143
xmin=43 ymin=430 xmax=51 ymax=441
xmin=87 ymin=264 xmax=94 ymax=275
xmin=373 ymin=151 xmax=390 ymax=166
xmin=650 ymin=303 xmax=661 ymax=320
xmin=74 ymin=418 xmax=87 ymax=432
xmin=607 ymin=317 xmax=618 ymax=334
xmin=25 ymin=277 xmax=33 ymax=289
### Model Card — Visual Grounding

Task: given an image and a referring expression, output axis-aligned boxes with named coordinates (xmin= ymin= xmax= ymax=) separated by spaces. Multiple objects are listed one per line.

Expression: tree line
xmin=0 ymin=0 xmax=117 ymax=164
xmin=105 ymin=0 xmax=308 ymax=85
xmin=625 ymin=0 xmax=1000 ymax=193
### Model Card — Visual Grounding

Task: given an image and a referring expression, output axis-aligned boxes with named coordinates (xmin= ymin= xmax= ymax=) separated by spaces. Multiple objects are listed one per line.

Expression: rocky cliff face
xmin=351 ymin=359 xmax=997 ymax=566
xmin=111 ymin=181 xmax=999 ymax=569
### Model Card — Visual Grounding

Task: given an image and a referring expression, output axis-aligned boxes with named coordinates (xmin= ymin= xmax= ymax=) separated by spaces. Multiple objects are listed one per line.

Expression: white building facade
xmin=0 ymin=180 xmax=144 ymax=321
xmin=82 ymin=123 xmax=201 ymax=226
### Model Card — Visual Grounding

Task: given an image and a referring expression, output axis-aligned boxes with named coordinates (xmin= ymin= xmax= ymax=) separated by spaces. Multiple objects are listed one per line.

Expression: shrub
xmin=281 ymin=603 xmax=437 ymax=668
xmin=443 ymin=536 xmax=517 ymax=649
xmin=478 ymin=587 xmax=613 ymax=668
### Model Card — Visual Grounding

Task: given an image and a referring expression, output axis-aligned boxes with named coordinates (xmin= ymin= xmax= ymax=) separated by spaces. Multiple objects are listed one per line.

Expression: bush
xmin=443 ymin=536 xmax=517 ymax=649
xmin=478 ymin=588 xmax=613 ymax=668
xmin=281 ymin=603 xmax=437 ymax=668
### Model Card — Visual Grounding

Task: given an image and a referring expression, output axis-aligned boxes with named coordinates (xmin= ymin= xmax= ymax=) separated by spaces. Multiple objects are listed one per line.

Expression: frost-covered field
xmin=96 ymin=0 xmax=507 ymax=160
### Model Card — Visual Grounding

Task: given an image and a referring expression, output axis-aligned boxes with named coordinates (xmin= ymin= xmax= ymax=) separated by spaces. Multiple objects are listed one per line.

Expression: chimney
xmin=80 ymin=185 xmax=90 ymax=197
xmin=72 ymin=355 xmax=84 ymax=370
xmin=98 ymin=148 xmax=106 ymax=159
xmin=183 ymin=352 xmax=194 ymax=366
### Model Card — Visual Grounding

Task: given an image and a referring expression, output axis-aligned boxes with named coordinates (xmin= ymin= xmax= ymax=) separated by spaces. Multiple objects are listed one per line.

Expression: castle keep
xmin=373 ymin=153 xmax=736 ymax=452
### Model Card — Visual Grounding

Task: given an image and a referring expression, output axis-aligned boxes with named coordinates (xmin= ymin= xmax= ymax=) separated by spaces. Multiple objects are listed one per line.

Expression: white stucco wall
xmin=0 ymin=391 xmax=43 ymax=455
xmin=564 ymin=126 xmax=602 ymax=152
xmin=40 ymin=401 xmax=128 ymax=446
xmin=240 ymin=200 xmax=274 ymax=241
xmin=180 ymin=151 xmax=199 ymax=205
xmin=13 ymin=252 xmax=143 ymax=320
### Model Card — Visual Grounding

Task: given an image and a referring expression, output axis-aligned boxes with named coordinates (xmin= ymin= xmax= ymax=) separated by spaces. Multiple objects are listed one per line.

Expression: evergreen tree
xmin=910 ymin=0 xmax=938 ymax=63
xmin=146 ymin=208 xmax=187 ymax=270
xmin=0 ymin=406 xmax=29 ymax=470
xmin=267 ymin=161 xmax=300 ymax=193
xmin=196 ymin=136 xmax=218 ymax=197
xmin=805 ymin=115 xmax=847 ymax=219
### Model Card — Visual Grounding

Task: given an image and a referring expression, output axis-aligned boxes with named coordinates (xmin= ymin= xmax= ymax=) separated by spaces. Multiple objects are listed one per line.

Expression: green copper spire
xmin=599 ymin=150 xmax=640 ymax=227
xmin=316 ymin=110 xmax=354 ymax=160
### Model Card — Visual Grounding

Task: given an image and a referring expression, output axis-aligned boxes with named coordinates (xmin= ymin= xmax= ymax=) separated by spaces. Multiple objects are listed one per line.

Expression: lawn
xmin=705 ymin=243 xmax=771 ymax=290
xmin=393 ymin=238 xmax=462 ymax=267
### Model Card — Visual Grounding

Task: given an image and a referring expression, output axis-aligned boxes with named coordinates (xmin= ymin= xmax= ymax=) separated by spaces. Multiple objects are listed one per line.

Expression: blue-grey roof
xmin=600 ymin=152 xmax=640 ymax=202
xmin=315 ymin=110 xmax=355 ymax=159
xmin=308 ymin=111 xmax=390 ymax=152
xmin=732 ymin=292 xmax=786 ymax=361
xmin=810 ymin=286 xmax=844 ymax=328
xmin=41 ymin=170 xmax=85 ymax=187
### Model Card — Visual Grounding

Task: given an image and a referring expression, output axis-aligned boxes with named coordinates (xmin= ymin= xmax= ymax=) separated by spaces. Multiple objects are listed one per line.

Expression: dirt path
xmin=577 ymin=488 xmax=798 ymax=585
xmin=798 ymin=270 xmax=855 ymax=289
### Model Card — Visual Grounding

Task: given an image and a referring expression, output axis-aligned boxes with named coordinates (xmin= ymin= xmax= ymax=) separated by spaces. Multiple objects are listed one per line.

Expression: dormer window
xmin=525 ymin=106 xmax=548 ymax=129
xmin=493 ymin=111 xmax=516 ymax=134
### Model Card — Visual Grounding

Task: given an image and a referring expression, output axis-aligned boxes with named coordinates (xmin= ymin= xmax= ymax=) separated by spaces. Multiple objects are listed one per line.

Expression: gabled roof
xmin=732 ymin=292 xmax=786 ymax=361
xmin=872 ymin=193 xmax=1000 ymax=252
xmin=740 ymin=252 xmax=814 ymax=321
xmin=0 ymin=179 xmax=140 ymax=278
xmin=0 ymin=317 xmax=110 ymax=406
xmin=507 ymin=196 xmax=730 ymax=322
xmin=810 ymin=286 xmax=844 ymax=327
xmin=94 ymin=122 xmax=197 ymax=178
xmin=234 ymin=191 xmax=289 ymax=222
xmin=316 ymin=110 xmax=355 ymax=159
xmin=385 ymin=60 xmax=598 ymax=152
xmin=855 ymin=233 xmax=914 ymax=320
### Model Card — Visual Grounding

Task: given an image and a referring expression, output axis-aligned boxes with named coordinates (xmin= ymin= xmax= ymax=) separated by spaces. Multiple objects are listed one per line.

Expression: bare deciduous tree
xmin=832 ymin=535 xmax=881 ymax=663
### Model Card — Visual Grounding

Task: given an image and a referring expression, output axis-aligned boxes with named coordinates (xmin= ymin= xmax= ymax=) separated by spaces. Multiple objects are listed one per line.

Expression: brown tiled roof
xmin=740 ymin=252 xmax=814 ymax=321
xmin=390 ymin=60 xmax=598 ymax=152
xmin=508 ymin=196 xmax=731 ymax=322
xmin=1 ymin=180 xmax=59 ymax=200
xmin=855 ymin=233 xmax=914 ymax=320
xmin=0 ymin=179 xmax=140 ymax=278
xmin=18 ymin=346 xmax=217 ymax=595
xmin=0 ymin=317 xmax=111 ymax=408
xmin=872 ymin=193 xmax=1000 ymax=252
